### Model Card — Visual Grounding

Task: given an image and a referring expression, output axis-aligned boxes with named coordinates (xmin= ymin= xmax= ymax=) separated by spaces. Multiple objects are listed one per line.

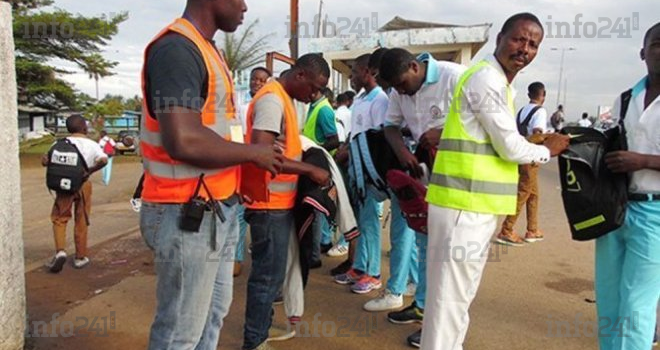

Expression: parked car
xmin=115 ymin=130 xmax=140 ymax=155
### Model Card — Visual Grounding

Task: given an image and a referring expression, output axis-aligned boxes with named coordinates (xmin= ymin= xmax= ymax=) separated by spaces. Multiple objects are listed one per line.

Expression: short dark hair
xmin=379 ymin=48 xmax=416 ymax=83
xmin=66 ymin=115 xmax=87 ymax=133
xmin=353 ymin=54 xmax=371 ymax=70
xmin=528 ymin=81 xmax=545 ymax=98
xmin=337 ymin=93 xmax=349 ymax=105
xmin=500 ymin=12 xmax=544 ymax=35
xmin=344 ymin=91 xmax=356 ymax=100
xmin=294 ymin=53 xmax=330 ymax=78
xmin=321 ymin=87 xmax=334 ymax=103
xmin=582 ymin=112 xmax=588 ymax=119
xmin=643 ymin=22 xmax=660 ymax=47
xmin=250 ymin=66 xmax=272 ymax=77
xmin=557 ymin=104 xmax=563 ymax=110
xmin=368 ymin=47 xmax=389 ymax=70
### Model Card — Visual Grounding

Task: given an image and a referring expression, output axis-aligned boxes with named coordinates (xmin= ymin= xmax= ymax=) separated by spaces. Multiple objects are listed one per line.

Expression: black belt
xmin=628 ymin=193 xmax=660 ymax=201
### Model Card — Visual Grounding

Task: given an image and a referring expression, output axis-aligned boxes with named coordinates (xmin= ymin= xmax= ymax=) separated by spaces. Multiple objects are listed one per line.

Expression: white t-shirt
xmin=452 ymin=55 xmax=550 ymax=165
xmin=578 ymin=118 xmax=591 ymax=127
xmin=66 ymin=136 xmax=108 ymax=168
xmin=386 ymin=54 xmax=465 ymax=141
xmin=611 ymin=76 xmax=660 ymax=193
xmin=516 ymin=103 xmax=547 ymax=136
xmin=335 ymin=105 xmax=352 ymax=141
xmin=349 ymin=86 xmax=389 ymax=137
xmin=98 ymin=135 xmax=116 ymax=148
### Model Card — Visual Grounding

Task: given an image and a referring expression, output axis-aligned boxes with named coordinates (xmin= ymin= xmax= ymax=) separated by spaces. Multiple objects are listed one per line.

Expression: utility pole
xmin=550 ymin=47 xmax=576 ymax=108
xmin=289 ymin=0 xmax=299 ymax=59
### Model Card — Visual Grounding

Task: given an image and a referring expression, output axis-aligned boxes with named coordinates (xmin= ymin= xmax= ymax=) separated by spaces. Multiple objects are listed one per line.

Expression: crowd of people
xmin=41 ymin=0 xmax=659 ymax=349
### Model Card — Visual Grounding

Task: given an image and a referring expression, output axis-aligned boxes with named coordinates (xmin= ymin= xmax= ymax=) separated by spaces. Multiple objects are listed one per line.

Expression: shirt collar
xmin=484 ymin=54 xmax=516 ymax=96
xmin=310 ymin=96 xmax=327 ymax=108
xmin=360 ymin=86 xmax=384 ymax=102
xmin=632 ymin=76 xmax=648 ymax=98
xmin=416 ymin=52 xmax=440 ymax=85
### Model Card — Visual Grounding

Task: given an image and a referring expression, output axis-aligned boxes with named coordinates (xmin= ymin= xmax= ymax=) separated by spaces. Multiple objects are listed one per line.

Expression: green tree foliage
xmin=221 ymin=19 xmax=272 ymax=72
xmin=8 ymin=0 xmax=127 ymax=108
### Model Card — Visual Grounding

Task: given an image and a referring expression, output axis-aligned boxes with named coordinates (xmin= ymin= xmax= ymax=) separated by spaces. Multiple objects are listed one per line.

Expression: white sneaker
xmin=327 ymin=243 xmax=348 ymax=257
xmin=130 ymin=198 xmax=142 ymax=212
xmin=73 ymin=257 xmax=90 ymax=269
xmin=404 ymin=282 xmax=417 ymax=297
xmin=363 ymin=289 xmax=403 ymax=312
xmin=46 ymin=251 xmax=67 ymax=273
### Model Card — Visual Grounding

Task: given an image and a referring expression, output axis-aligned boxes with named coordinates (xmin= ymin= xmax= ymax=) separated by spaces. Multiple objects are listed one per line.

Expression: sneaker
xmin=404 ymin=282 xmax=417 ymax=297
xmin=73 ymin=257 xmax=90 ymax=269
xmin=267 ymin=325 xmax=295 ymax=342
xmin=330 ymin=259 xmax=353 ymax=276
xmin=407 ymin=329 xmax=421 ymax=348
xmin=309 ymin=259 xmax=322 ymax=269
xmin=130 ymin=198 xmax=142 ymax=212
xmin=327 ymin=243 xmax=349 ymax=257
xmin=334 ymin=268 xmax=362 ymax=285
xmin=388 ymin=302 xmax=424 ymax=324
xmin=351 ymin=275 xmax=382 ymax=294
xmin=524 ymin=230 xmax=545 ymax=243
xmin=363 ymin=289 xmax=403 ymax=311
xmin=46 ymin=251 xmax=67 ymax=273
xmin=653 ymin=331 xmax=658 ymax=347
xmin=273 ymin=294 xmax=284 ymax=306
xmin=320 ymin=242 xmax=333 ymax=254
xmin=495 ymin=232 xmax=525 ymax=247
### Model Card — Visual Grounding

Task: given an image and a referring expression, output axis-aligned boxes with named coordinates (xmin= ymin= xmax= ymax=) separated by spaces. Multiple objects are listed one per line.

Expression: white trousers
xmin=283 ymin=227 xmax=304 ymax=318
xmin=420 ymin=205 xmax=497 ymax=350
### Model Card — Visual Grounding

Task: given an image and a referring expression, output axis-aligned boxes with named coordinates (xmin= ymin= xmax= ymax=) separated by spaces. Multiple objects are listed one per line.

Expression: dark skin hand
xmin=542 ymin=133 xmax=570 ymax=157
xmin=334 ymin=143 xmax=349 ymax=166
xmin=384 ymin=126 xmax=423 ymax=178
xmin=251 ymin=129 xmax=330 ymax=186
xmin=418 ymin=128 xmax=442 ymax=153
xmin=158 ymin=106 xmax=284 ymax=176
xmin=322 ymin=134 xmax=340 ymax=153
xmin=605 ymin=151 xmax=660 ymax=173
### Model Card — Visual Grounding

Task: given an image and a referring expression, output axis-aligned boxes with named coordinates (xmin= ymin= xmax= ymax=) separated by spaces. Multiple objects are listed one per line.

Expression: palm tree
xmin=221 ymin=19 xmax=273 ymax=73
xmin=80 ymin=53 xmax=117 ymax=101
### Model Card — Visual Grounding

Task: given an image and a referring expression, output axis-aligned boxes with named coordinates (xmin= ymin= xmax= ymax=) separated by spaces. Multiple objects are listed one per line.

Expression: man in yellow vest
xmin=241 ymin=53 xmax=331 ymax=350
xmin=139 ymin=0 xmax=284 ymax=349
xmin=420 ymin=13 xmax=570 ymax=350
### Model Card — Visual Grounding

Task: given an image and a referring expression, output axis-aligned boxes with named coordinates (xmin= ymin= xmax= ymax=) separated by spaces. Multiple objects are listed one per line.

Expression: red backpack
xmin=386 ymin=169 xmax=428 ymax=234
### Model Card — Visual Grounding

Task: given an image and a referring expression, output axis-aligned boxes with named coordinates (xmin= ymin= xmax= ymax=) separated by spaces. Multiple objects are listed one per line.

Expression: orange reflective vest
xmin=140 ymin=18 xmax=239 ymax=203
xmin=242 ymin=80 xmax=302 ymax=210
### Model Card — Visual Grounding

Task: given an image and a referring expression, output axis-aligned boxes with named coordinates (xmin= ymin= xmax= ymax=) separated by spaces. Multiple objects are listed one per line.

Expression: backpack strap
xmin=517 ymin=105 xmax=542 ymax=135
xmin=357 ymin=132 xmax=388 ymax=192
xmin=348 ymin=137 xmax=366 ymax=201
xmin=619 ymin=88 xmax=633 ymax=125
xmin=58 ymin=138 xmax=89 ymax=172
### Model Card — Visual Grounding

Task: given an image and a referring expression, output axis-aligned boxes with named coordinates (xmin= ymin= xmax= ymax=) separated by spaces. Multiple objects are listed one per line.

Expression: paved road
xmin=21 ymin=161 xmax=143 ymax=270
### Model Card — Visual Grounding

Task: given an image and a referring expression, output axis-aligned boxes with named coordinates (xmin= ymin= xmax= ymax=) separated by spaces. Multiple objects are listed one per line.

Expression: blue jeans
xmin=235 ymin=205 xmax=248 ymax=263
xmin=140 ymin=202 xmax=239 ymax=350
xmin=243 ymin=209 xmax=293 ymax=350
xmin=387 ymin=196 xmax=416 ymax=295
xmin=596 ymin=201 xmax=660 ymax=350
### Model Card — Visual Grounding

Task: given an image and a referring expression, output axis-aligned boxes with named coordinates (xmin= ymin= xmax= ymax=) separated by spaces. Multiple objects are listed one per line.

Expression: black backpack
xmin=516 ymin=105 xmax=542 ymax=136
xmin=557 ymin=89 xmax=632 ymax=241
xmin=46 ymin=138 xmax=89 ymax=194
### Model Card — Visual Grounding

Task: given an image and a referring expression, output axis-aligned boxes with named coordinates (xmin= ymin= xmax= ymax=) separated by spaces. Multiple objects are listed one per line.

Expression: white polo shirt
xmin=611 ymin=76 xmax=660 ymax=194
xmin=350 ymin=86 xmax=389 ymax=137
xmin=385 ymin=53 xmax=466 ymax=141
xmin=517 ymin=103 xmax=548 ymax=136
xmin=455 ymin=54 xmax=550 ymax=165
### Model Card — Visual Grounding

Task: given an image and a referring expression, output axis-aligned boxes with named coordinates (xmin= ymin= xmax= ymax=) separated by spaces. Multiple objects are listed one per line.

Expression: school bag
xmin=557 ymin=89 xmax=631 ymax=241
xmin=46 ymin=138 xmax=89 ymax=194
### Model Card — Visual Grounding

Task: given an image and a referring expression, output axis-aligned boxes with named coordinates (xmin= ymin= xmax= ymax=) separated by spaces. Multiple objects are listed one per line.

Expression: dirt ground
xmin=21 ymin=159 xmax=604 ymax=350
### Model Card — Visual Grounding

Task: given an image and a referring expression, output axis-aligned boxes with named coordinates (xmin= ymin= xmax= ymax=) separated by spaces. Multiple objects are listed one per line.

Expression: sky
xmin=43 ymin=0 xmax=657 ymax=122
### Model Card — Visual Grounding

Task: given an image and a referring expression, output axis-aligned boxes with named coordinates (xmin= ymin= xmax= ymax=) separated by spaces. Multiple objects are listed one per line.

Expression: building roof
xmin=378 ymin=16 xmax=464 ymax=31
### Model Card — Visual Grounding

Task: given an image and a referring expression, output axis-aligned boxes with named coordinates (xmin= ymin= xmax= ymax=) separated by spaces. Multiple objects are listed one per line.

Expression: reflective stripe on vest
xmin=140 ymin=18 xmax=238 ymax=202
xmin=243 ymin=80 xmax=302 ymax=210
xmin=426 ymin=60 xmax=519 ymax=215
